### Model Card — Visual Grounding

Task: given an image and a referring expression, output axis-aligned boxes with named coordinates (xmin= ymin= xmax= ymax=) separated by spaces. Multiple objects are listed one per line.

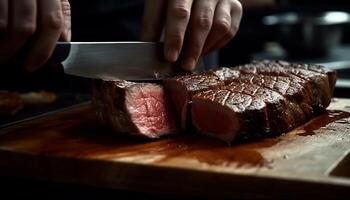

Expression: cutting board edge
xmin=1 ymin=149 xmax=349 ymax=190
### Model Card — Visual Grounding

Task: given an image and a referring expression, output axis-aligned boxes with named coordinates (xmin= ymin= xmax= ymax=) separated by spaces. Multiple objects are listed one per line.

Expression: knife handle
xmin=50 ymin=42 xmax=71 ymax=63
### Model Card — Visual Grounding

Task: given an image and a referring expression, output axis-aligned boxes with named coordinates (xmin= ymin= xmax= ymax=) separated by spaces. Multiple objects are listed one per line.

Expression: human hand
xmin=0 ymin=0 xmax=71 ymax=71
xmin=142 ymin=0 xmax=243 ymax=71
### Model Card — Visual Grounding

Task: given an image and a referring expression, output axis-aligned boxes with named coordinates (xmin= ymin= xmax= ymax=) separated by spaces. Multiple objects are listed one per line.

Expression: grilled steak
xmin=163 ymin=73 xmax=224 ymax=128
xmin=93 ymin=60 xmax=336 ymax=143
xmin=190 ymin=60 xmax=336 ymax=142
xmin=92 ymin=80 xmax=178 ymax=139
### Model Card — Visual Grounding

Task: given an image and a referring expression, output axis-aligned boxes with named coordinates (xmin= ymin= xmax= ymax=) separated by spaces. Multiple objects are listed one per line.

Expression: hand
xmin=142 ymin=0 xmax=243 ymax=71
xmin=0 ymin=0 xmax=71 ymax=71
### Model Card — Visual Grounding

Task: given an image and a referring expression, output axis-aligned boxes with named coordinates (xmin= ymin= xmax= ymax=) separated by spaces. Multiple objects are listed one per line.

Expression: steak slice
xmin=192 ymin=61 xmax=335 ymax=143
xmin=192 ymin=88 xmax=267 ymax=143
xmin=164 ymin=73 xmax=224 ymax=128
xmin=192 ymin=80 xmax=300 ymax=143
xmin=92 ymin=80 xmax=178 ymax=139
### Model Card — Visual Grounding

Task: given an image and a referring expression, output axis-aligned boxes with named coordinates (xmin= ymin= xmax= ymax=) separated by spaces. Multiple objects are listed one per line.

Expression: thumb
xmin=60 ymin=0 xmax=71 ymax=41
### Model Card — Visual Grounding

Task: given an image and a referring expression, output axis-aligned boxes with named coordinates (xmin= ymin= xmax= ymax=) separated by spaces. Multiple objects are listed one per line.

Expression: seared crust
xmin=92 ymin=80 xmax=139 ymax=135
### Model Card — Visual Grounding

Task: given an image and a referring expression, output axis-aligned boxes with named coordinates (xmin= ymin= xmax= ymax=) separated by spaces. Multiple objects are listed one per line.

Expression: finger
xmin=202 ymin=0 xmax=231 ymax=54
xmin=59 ymin=0 xmax=71 ymax=41
xmin=203 ymin=0 xmax=242 ymax=54
xmin=0 ymin=0 xmax=8 ymax=32
xmin=181 ymin=0 xmax=217 ymax=71
xmin=0 ymin=0 xmax=36 ymax=64
xmin=141 ymin=0 xmax=166 ymax=42
xmin=209 ymin=2 xmax=242 ymax=52
xmin=25 ymin=0 xmax=64 ymax=71
xmin=164 ymin=0 xmax=193 ymax=62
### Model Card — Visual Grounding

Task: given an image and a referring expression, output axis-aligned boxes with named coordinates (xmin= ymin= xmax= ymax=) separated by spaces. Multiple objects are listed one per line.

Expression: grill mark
xmin=222 ymin=90 xmax=231 ymax=106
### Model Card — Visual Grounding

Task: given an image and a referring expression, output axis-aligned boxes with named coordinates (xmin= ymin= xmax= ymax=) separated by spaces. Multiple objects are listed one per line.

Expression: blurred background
xmin=1 ymin=0 xmax=350 ymax=125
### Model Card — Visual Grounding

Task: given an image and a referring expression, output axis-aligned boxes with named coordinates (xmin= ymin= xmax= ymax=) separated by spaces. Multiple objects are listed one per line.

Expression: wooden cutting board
xmin=0 ymin=99 xmax=350 ymax=199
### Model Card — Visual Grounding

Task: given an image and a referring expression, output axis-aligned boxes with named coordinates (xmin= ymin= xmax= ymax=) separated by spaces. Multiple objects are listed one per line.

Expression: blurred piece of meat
xmin=20 ymin=91 xmax=57 ymax=106
xmin=0 ymin=91 xmax=24 ymax=117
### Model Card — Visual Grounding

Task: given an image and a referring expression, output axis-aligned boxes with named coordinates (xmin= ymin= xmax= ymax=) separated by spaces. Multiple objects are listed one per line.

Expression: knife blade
xmin=52 ymin=42 xmax=175 ymax=81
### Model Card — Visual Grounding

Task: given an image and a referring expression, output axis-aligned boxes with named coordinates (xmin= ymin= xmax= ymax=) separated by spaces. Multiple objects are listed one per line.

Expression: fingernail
xmin=166 ymin=48 xmax=179 ymax=62
xmin=183 ymin=58 xmax=196 ymax=71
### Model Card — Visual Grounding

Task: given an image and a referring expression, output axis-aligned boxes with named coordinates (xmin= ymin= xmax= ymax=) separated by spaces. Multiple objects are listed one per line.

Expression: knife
xmin=51 ymin=42 xmax=176 ymax=81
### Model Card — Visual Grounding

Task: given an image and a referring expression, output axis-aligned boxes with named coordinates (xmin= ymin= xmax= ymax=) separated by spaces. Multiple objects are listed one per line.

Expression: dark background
xmin=1 ymin=0 xmax=350 ymax=93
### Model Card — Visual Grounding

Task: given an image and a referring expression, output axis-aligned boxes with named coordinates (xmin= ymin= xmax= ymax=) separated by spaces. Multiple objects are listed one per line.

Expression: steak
xmin=191 ymin=60 xmax=336 ymax=143
xmin=92 ymin=80 xmax=178 ymax=139
xmin=192 ymin=88 xmax=266 ymax=142
xmin=163 ymin=73 xmax=224 ymax=128
xmin=93 ymin=60 xmax=336 ymax=143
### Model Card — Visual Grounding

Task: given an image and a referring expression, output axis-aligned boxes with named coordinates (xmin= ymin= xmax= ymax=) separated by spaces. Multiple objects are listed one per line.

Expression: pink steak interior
xmin=125 ymin=84 xmax=177 ymax=138
xmin=192 ymin=100 xmax=239 ymax=143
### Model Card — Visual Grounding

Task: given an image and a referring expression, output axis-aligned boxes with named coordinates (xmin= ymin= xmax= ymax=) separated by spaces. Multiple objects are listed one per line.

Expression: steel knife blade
xmin=52 ymin=42 xmax=175 ymax=81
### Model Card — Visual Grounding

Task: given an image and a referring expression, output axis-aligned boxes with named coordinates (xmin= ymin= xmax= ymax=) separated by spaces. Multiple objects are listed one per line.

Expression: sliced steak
xmin=192 ymin=61 xmax=335 ymax=143
xmin=192 ymin=88 xmax=267 ymax=143
xmin=192 ymin=80 xmax=301 ymax=143
xmin=163 ymin=73 xmax=224 ymax=128
xmin=92 ymin=80 xmax=178 ymax=139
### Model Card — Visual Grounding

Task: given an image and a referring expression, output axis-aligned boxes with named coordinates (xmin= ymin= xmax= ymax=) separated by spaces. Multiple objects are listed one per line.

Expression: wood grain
xmin=0 ymin=98 xmax=350 ymax=198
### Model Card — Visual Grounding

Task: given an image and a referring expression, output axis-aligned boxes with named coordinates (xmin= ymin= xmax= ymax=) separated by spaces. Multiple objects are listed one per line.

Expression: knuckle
xmin=195 ymin=17 xmax=212 ymax=30
xmin=190 ymin=43 xmax=202 ymax=56
xmin=61 ymin=0 xmax=72 ymax=18
xmin=171 ymin=6 xmax=190 ymax=19
xmin=168 ymin=33 xmax=183 ymax=46
xmin=214 ymin=19 xmax=231 ymax=33
xmin=43 ymin=11 xmax=64 ymax=30
xmin=14 ymin=24 xmax=36 ymax=37
xmin=61 ymin=0 xmax=71 ymax=11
